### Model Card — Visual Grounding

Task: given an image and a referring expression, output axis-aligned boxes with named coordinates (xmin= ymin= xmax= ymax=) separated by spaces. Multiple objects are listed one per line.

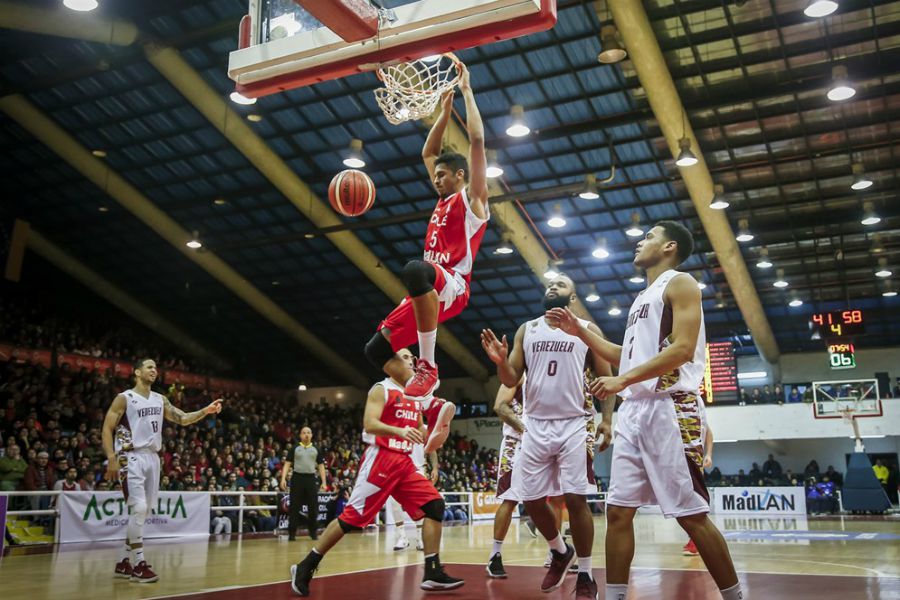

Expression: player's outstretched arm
xmin=163 ymin=397 xmax=222 ymax=426
xmin=590 ymin=274 xmax=702 ymax=397
xmin=547 ymin=307 xmax=623 ymax=367
xmin=363 ymin=384 xmax=424 ymax=444
xmin=422 ymin=90 xmax=455 ymax=186
xmin=458 ymin=62 xmax=488 ymax=218
xmin=481 ymin=323 xmax=526 ymax=387
xmin=493 ymin=380 xmax=525 ymax=434
xmin=101 ymin=394 xmax=126 ymax=481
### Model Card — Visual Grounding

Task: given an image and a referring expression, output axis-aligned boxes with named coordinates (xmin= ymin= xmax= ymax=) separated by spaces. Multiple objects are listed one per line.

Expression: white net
xmin=374 ymin=54 xmax=461 ymax=125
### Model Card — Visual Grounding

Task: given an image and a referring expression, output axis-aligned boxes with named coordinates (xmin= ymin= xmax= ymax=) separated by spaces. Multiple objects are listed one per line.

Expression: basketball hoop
xmin=374 ymin=54 xmax=461 ymax=125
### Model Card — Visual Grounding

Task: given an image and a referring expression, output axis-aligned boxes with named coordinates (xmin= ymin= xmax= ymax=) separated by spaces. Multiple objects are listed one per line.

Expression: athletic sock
xmin=720 ymin=582 xmax=745 ymax=600
xmin=577 ymin=556 xmax=592 ymax=577
xmin=491 ymin=539 xmax=503 ymax=557
xmin=417 ymin=329 xmax=437 ymax=364
xmin=121 ymin=544 xmax=131 ymax=562
xmin=547 ymin=534 xmax=566 ymax=554
xmin=133 ymin=547 xmax=145 ymax=564
xmin=605 ymin=584 xmax=628 ymax=600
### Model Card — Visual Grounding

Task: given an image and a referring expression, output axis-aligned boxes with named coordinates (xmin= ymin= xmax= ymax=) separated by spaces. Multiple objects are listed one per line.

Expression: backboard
xmin=228 ymin=0 xmax=557 ymax=98
xmin=811 ymin=379 xmax=883 ymax=419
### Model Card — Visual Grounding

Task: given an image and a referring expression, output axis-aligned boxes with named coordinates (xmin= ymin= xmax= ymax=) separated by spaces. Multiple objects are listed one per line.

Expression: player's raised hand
xmin=458 ymin=61 xmax=471 ymax=92
xmin=480 ymin=328 xmax=508 ymax=365
xmin=398 ymin=426 xmax=425 ymax=445
xmin=545 ymin=307 xmax=582 ymax=336
xmin=596 ymin=420 xmax=612 ymax=452
xmin=440 ymin=88 xmax=455 ymax=112
xmin=589 ymin=375 xmax=627 ymax=398
xmin=204 ymin=399 xmax=223 ymax=415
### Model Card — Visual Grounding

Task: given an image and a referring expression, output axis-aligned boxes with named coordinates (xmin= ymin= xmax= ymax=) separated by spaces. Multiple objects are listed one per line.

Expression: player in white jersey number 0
xmin=102 ymin=358 xmax=223 ymax=583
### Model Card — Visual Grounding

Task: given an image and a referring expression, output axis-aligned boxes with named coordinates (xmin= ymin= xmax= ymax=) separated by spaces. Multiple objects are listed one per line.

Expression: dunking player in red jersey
xmin=363 ymin=60 xmax=489 ymax=447
xmin=290 ymin=349 xmax=463 ymax=596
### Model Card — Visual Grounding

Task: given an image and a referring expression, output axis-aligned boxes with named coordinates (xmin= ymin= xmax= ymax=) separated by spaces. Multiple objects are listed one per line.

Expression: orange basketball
xmin=328 ymin=169 xmax=376 ymax=217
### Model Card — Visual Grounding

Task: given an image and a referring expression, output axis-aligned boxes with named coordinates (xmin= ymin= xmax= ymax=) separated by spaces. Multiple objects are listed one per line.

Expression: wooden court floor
xmin=1 ymin=514 xmax=899 ymax=599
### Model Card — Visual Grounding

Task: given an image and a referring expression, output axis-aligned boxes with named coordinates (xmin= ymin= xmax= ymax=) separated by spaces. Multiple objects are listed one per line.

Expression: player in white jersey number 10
xmin=102 ymin=358 xmax=223 ymax=584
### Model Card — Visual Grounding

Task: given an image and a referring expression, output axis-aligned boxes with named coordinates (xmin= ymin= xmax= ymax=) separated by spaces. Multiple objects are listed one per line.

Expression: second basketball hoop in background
xmin=328 ymin=169 xmax=376 ymax=217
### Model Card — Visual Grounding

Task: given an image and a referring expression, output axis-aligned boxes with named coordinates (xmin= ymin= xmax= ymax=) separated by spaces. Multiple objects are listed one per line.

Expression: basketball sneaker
xmin=682 ymin=539 xmax=699 ymax=557
xmin=405 ymin=359 xmax=439 ymax=402
xmin=421 ymin=561 xmax=464 ymax=591
xmin=416 ymin=536 xmax=425 ymax=551
xmin=130 ymin=561 xmax=159 ymax=583
xmin=540 ymin=544 xmax=575 ymax=592
xmin=393 ymin=533 xmax=410 ymax=551
xmin=114 ymin=557 xmax=132 ymax=578
xmin=486 ymin=553 xmax=507 ymax=578
xmin=290 ymin=556 xmax=318 ymax=597
xmin=423 ymin=398 xmax=454 ymax=453
xmin=575 ymin=572 xmax=599 ymax=600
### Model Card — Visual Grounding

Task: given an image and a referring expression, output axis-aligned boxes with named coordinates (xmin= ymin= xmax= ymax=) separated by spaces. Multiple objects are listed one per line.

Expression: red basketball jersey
xmin=422 ymin=187 xmax=489 ymax=283
xmin=375 ymin=379 xmax=422 ymax=455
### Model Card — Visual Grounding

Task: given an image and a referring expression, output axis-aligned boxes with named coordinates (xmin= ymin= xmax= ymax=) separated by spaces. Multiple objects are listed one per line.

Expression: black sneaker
xmin=290 ymin=558 xmax=317 ymax=596
xmin=421 ymin=565 xmax=465 ymax=591
xmin=486 ymin=553 xmax=507 ymax=578
xmin=575 ymin=572 xmax=598 ymax=600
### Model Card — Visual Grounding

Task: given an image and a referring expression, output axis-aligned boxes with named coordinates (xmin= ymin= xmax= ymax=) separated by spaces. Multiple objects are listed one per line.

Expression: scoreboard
xmin=811 ymin=310 xmax=865 ymax=338
xmin=702 ymin=341 xmax=738 ymax=404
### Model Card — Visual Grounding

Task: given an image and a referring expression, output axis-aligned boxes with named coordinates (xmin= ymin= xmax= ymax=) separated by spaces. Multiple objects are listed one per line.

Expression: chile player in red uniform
xmin=290 ymin=349 xmax=464 ymax=596
xmin=363 ymin=60 xmax=489 ymax=417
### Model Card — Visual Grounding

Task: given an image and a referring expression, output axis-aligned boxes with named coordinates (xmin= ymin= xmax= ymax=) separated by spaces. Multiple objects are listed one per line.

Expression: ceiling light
xmin=827 ymin=65 xmax=855 ymax=102
xmin=675 ymin=137 xmax=698 ymax=167
xmin=883 ymin=281 xmax=897 ymax=298
xmin=98 ymin=206 xmax=109 ymax=213
xmin=714 ymin=292 xmax=726 ymax=309
xmin=756 ymin=246 xmax=773 ymax=269
xmin=737 ymin=371 xmax=768 ymax=380
xmin=579 ymin=173 xmax=599 ymax=200
xmin=735 ymin=218 xmax=754 ymax=243
xmin=213 ymin=198 xmax=227 ymax=206
xmin=804 ymin=0 xmax=839 ymax=18
xmin=229 ymin=91 xmax=257 ymax=105
xmin=63 ymin=0 xmax=98 ymax=11
xmin=297 ymin=384 xmax=308 ymax=391
xmin=875 ymin=257 xmax=892 ymax=278
xmin=625 ymin=212 xmax=644 ymax=237
xmin=629 ymin=267 xmax=645 ymax=284
xmin=506 ymin=104 xmax=530 ymax=138
xmin=773 ymin=268 xmax=789 ymax=288
xmin=608 ymin=301 xmax=622 ymax=316
xmin=709 ymin=183 xmax=729 ymax=210
xmin=788 ymin=292 xmax=803 ymax=308
xmin=585 ymin=285 xmax=600 ymax=303
xmin=186 ymin=232 xmax=202 ymax=250
xmin=547 ymin=203 xmax=566 ymax=228
xmin=247 ymin=114 xmax=263 ymax=122
xmin=485 ymin=149 xmax=502 ymax=178
xmin=543 ymin=259 xmax=563 ymax=280
xmin=91 ymin=149 xmax=107 ymax=158
xmin=598 ymin=25 xmax=627 ymax=64
xmin=860 ymin=201 xmax=880 ymax=225
xmin=871 ymin=235 xmax=884 ymax=254
xmin=592 ymin=238 xmax=609 ymax=259
xmin=850 ymin=163 xmax=873 ymax=191
xmin=494 ymin=233 xmax=514 ymax=255
xmin=271 ymin=280 xmax=280 ymax=286
xmin=342 ymin=138 xmax=365 ymax=169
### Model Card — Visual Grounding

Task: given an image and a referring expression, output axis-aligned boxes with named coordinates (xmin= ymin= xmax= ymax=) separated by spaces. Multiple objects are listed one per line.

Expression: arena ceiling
xmin=1 ymin=0 xmax=898 ymax=387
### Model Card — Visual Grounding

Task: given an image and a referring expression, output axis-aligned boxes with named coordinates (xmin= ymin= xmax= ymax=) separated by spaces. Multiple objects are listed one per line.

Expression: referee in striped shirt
xmin=280 ymin=426 xmax=327 ymax=540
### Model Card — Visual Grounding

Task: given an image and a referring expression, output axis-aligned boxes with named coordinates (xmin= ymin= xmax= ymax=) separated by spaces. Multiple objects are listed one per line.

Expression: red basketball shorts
xmin=338 ymin=445 xmax=443 ymax=528
xmin=378 ymin=263 xmax=470 ymax=351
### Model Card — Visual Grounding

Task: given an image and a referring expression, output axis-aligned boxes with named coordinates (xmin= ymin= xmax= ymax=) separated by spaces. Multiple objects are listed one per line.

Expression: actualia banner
xmin=59 ymin=491 xmax=210 ymax=543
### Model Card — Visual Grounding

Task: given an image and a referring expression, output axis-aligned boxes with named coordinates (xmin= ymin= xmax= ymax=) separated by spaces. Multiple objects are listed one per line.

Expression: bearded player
xmin=103 ymin=358 xmax=222 ymax=583
xmin=363 ymin=60 xmax=488 ymax=447
xmin=290 ymin=349 xmax=463 ymax=596
xmin=482 ymin=275 xmax=613 ymax=600
xmin=548 ymin=221 xmax=744 ymax=600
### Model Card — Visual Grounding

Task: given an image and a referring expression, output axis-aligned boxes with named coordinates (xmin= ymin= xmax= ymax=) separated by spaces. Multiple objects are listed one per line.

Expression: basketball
xmin=328 ymin=169 xmax=376 ymax=217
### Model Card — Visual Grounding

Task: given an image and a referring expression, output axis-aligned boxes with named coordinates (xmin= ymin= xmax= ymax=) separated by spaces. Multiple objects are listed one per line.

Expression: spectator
xmin=708 ymin=467 xmax=722 ymax=485
xmin=0 ymin=443 xmax=27 ymax=491
xmin=762 ymin=454 xmax=782 ymax=480
xmin=52 ymin=466 xmax=89 ymax=493
xmin=773 ymin=384 xmax=784 ymax=403
xmin=748 ymin=462 xmax=762 ymax=482
xmin=873 ymin=459 xmax=889 ymax=485
xmin=210 ymin=483 xmax=233 ymax=535
xmin=761 ymin=385 xmax=774 ymax=404
xmin=824 ymin=465 xmax=843 ymax=487
xmin=736 ymin=469 xmax=748 ymax=485
xmin=23 ymin=450 xmax=56 ymax=511
xmin=751 ymin=389 xmax=761 ymax=404
xmin=803 ymin=460 xmax=820 ymax=478
xmin=787 ymin=386 xmax=802 ymax=403
xmin=738 ymin=388 xmax=749 ymax=406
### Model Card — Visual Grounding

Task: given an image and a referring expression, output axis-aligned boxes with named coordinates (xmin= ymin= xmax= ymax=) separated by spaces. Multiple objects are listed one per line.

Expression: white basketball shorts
xmin=607 ymin=394 xmax=709 ymax=519
xmin=122 ymin=449 xmax=161 ymax=509
xmin=508 ymin=415 xmax=595 ymax=501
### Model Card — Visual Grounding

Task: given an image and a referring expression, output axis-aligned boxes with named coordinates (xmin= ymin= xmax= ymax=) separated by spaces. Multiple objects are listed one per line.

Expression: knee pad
xmin=400 ymin=260 xmax=436 ymax=297
xmin=338 ymin=518 xmax=362 ymax=534
xmin=364 ymin=332 xmax=395 ymax=368
xmin=421 ymin=498 xmax=445 ymax=522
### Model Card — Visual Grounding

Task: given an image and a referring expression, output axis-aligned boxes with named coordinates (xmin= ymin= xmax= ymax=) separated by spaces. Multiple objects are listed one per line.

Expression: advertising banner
xmin=0 ymin=495 xmax=7 ymax=556
xmin=164 ymin=369 xmax=207 ymax=389
xmin=58 ymin=353 xmax=114 ymax=374
xmin=277 ymin=493 xmax=336 ymax=530
xmin=712 ymin=487 xmax=807 ymax=515
xmin=471 ymin=492 xmax=503 ymax=520
xmin=59 ymin=491 xmax=210 ymax=543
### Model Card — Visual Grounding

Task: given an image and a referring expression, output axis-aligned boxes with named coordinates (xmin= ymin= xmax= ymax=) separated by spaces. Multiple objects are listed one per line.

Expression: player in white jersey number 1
xmin=481 ymin=275 xmax=614 ymax=600
xmin=101 ymin=358 xmax=223 ymax=583
xmin=548 ymin=221 xmax=744 ymax=600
